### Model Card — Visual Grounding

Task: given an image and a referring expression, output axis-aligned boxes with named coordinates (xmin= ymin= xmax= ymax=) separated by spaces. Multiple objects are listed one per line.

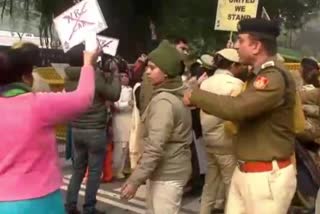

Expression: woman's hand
xmin=83 ymin=49 xmax=101 ymax=66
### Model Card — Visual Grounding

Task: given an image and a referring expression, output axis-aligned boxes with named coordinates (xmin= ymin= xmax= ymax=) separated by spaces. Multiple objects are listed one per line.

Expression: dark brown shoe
xmin=65 ymin=204 xmax=81 ymax=214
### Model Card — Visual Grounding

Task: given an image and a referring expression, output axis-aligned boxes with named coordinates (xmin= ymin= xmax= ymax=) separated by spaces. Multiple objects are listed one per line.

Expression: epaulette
xmin=261 ymin=60 xmax=275 ymax=69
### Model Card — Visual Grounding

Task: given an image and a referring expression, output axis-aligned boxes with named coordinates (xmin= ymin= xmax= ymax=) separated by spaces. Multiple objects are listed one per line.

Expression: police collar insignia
xmin=261 ymin=61 xmax=275 ymax=69
xmin=254 ymin=76 xmax=269 ymax=89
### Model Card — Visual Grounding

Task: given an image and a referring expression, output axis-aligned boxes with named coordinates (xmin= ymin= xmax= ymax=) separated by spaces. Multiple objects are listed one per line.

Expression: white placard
xmin=54 ymin=0 xmax=107 ymax=52
xmin=97 ymin=36 xmax=119 ymax=56
xmin=214 ymin=0 xmax=259 ymax=32
xmin=85 ymin=31 xmax=98 ymax=52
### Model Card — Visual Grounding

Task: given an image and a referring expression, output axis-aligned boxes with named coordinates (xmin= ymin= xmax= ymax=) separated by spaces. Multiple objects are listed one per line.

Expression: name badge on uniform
xmin=254 ymin=76 xmax=269 ymax=89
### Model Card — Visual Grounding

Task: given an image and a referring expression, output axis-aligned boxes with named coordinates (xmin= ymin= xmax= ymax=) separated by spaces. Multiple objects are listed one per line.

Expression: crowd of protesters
xmin=1 ymin=17 xmax=320 ymax=214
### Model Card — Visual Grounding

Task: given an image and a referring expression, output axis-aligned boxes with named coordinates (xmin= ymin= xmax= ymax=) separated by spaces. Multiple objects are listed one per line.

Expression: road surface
xmin=59 ymin=144 xmax=201 ymax=214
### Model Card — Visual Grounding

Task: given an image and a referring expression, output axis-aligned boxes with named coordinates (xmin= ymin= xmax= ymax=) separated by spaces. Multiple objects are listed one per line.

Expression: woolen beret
xmin=237 ymin=18 xmax=280 ymax=38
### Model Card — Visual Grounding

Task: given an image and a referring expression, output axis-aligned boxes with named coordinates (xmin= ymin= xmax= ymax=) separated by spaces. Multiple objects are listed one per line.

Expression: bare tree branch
xmin=1 ymin=0 xmax=8 ymax=19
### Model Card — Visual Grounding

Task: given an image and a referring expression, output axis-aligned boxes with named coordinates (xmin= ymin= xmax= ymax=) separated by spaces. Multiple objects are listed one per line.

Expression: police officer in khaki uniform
xmin=183 ymin=18 xmax=297 ymax=214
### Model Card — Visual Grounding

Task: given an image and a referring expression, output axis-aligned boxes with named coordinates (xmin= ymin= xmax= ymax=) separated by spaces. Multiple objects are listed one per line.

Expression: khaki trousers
xmin=200 ymin=153 xmax=236 ymax=214
xmin=226 ymin=161 xmax=297 ymax=214
xmin=316 ymin=188 xmax=320 ymax=214
xmin=113 ymin=141 xmax=128 ymax=175
xmin=146 ymin=180 xmax=185 ymax=214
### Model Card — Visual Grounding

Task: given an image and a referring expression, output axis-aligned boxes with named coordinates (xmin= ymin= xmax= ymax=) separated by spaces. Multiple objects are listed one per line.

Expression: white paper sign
xmin=54 ymin=0 xmax=107 ymax=52
xmin=97 ymin=36 xmax=119 ymax=56
xmin=214 ymin=0 xmax=259 ymax=31
xmin=85 ymin=31 xmax=98 ymax=52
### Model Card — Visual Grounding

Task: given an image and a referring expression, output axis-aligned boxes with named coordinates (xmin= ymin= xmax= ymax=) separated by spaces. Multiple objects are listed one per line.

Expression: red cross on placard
xmin=99 ymin=40 xmax=113 ymax=48
xmin=63 ymin=2 xmax=95 ymax=41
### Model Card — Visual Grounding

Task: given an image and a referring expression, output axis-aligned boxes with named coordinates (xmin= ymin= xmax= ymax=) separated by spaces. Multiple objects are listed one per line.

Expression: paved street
xmin=58 ymin=144 xmax=201 ymax=214
xmin=58 ymin=144 xmax=310 ymax=214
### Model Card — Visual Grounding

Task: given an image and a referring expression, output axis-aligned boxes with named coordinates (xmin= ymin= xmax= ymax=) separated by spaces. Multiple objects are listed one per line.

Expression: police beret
xmin=237 ymin=18 xmax=280 ymax=38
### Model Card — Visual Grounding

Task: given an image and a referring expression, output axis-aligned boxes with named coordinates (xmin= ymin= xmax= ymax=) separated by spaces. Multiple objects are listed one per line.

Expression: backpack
xmin=275 ymin=67 xmax=305 ymax=134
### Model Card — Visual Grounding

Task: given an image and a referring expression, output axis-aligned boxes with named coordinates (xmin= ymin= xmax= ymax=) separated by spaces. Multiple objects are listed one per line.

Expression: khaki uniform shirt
xmin=191 ymin=60 xmax=296 ymax=161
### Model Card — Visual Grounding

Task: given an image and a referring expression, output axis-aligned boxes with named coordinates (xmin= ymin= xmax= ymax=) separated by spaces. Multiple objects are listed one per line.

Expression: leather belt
xmin=237 ymin=159 xmax=291 ymax=173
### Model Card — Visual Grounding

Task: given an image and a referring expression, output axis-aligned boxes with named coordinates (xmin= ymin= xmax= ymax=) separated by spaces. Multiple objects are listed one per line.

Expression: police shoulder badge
xmin=254 ymin=76 xmax=269 ymax=89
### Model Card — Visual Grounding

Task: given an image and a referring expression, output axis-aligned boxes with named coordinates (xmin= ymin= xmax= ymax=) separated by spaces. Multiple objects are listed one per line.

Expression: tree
xmin=2 ymin=0 xmax=320 ymax=59
xmin=0 ymin=0 xmax=74 ymax=47
xmin=259 ymin=0 xmax=320 ymax=29
xmin=0 ymin=0 xmax=40 ymax=35
xmin=154 ymin=0 xmax=228 ymax=55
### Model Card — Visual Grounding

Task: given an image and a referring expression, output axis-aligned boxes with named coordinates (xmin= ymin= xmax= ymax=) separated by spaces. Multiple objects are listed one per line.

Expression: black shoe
xmin=94 ymin=210 xmax=105 ymax=214
xmin=65 ymin=204 xmax=81 ymax=214
xmin=211 ymin=209 xmax=224 ymax=214
xmin=83 ymin=208 xmax=105 ymax=214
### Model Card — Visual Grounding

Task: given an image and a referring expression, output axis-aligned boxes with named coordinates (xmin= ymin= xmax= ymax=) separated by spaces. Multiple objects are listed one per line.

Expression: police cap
xmin=200 ymin=54 xmax=214 ymax=70
xmin=237 ymin=18 xmax=280 ymax=38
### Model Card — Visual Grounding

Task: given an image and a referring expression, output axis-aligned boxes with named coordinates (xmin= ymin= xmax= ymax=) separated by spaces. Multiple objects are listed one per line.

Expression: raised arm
xmin=190 ymin=71 xmax=285 ymax=121
xmin=35 ymin=51 xmax=99 ymax=125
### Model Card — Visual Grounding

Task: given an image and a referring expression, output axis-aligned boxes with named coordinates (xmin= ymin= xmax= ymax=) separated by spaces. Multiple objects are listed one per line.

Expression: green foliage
xmin=34 ymin=0 xmax=74 ymax=46
xmin=155 ymin=0 xmax=320 ymax=54
xmin=157 ymin=0 xmax=229 ymax=56
xmin=0 ymin=0 xmax=73 ymax=46
xmin=260 ymin=0 xmax=320 ymax=29
xmin=2 ymin=0 xmax=320 ymax=55
xmin=0 ymin=0 xmax=40 ymax=34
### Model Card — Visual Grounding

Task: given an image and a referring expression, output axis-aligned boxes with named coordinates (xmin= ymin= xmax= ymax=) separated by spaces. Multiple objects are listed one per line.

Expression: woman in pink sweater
xmin=0 ymin=42 xmax=99 ymax=214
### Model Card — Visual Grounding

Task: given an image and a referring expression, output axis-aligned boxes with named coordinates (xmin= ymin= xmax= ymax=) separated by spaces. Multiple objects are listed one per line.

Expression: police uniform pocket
xmin=267 ymin=165 xmax=297 ymax=203
xmin=248 ymin=173 xmax=274 ymax=201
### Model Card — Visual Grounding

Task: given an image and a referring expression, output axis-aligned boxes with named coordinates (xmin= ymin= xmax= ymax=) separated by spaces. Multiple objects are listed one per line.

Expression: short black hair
xmin=302 ymin=69 xmax=320 ymax=88
xmin=66 ymin=44 xmax=84 ymax=67
xmin=249 ymin=32 xmax=277 ymax=56
xmin=301 ymin=58 xmax=319 ymax=70
xmin=165 ymin=35 xmax=188 ymax=45
xmin=301 ymin=58 xmax=320 ymax=87
xmin=116 ymin=56 xmax=129 ymax=74
xmin=0 ymin=52 xmax=9 ymax=85
xmin=174 ymin=37 xmax=188 ymax=45
xmin=4 ymin=43 xmax=40 ymax=85
xmin=103 ymin=57 xmax=119 ymax=73
xmin=214 ymin=54 xmax=234 ymax=70
xmin=190 ymin=62 xmax=204 ymax=78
